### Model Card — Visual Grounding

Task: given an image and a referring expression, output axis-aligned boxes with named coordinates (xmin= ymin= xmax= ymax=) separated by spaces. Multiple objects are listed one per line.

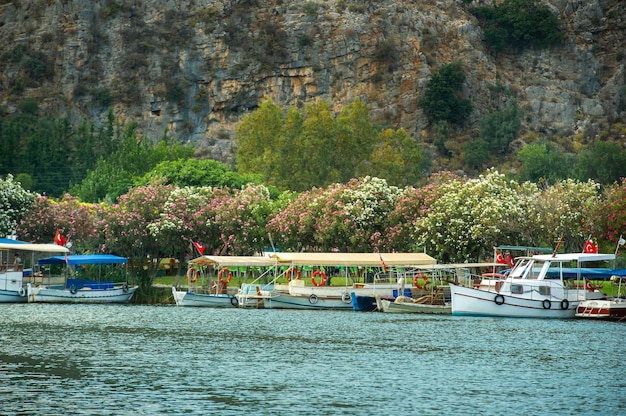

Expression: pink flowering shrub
xmin=17 ymin=194 xmax=101 ymax=252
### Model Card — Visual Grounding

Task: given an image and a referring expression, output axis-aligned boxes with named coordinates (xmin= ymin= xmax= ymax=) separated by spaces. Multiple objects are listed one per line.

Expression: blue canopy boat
xmin=27 ymin=254 xmax=137 ymax=303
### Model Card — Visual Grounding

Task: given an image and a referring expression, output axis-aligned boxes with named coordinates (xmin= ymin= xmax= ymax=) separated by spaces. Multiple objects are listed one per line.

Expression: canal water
xmin=1 ymin=304 xmax=625 ymax=415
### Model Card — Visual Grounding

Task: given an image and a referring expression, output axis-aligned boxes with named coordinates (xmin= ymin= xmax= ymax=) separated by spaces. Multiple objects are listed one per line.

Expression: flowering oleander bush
xmin=588 ymin=178 xmax=626 ymax=254
xmin=531 ymin=179 xmax=600 ymax=252
xmin=414 ymin=170 xmax=534 ymax=262
xmin=381 ymin=171 xmax=461 ymax=251
xmin=213 ymin=184 xmax=273 ymax=255
xmin=267 ymin=176 xmax=402 ymax=251
xmin=0 ymin=175 xmax=37 ymax=238
xmin=17 ymin=193 xmax=101 ymax=252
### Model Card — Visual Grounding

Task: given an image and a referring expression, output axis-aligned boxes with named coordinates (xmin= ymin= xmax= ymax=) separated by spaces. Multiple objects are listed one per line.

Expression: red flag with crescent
xmin=54 ymin=230 xmax=67 ymax=246
xmin=583 ymin=239 xmax=597 ymax=254
xmin=192 ymin=241 xmax=205 ymax=255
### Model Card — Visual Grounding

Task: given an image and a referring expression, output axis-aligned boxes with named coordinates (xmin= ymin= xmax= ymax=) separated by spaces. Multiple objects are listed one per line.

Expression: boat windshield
xmin=509 ymin=258 xmax=531 ymax=278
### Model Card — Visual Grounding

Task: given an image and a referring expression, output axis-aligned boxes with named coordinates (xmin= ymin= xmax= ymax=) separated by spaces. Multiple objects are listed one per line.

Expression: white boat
xmin=576 ymin=273 xmax=626 ymax=321
xmin=450 ymin=252 xmax=616 ymax=318
xmin=173 ymin=255 xmax=277 ymax=307
xmin=236 ymin=252 xmax=437 ymax=310
xmin=377 ymin=295 xmax=452 ymax=314
xmin=0 ymin=238 xmax=69 ymax=303
xmin=27 ymin=254 xmax=137 ymax=303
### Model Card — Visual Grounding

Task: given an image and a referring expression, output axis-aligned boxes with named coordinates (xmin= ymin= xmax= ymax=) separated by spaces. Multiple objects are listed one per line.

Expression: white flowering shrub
xmin=414 ymin=170 xmax=532 ymax=262
xmin=0 ymin=175 xmax=37 ymax=238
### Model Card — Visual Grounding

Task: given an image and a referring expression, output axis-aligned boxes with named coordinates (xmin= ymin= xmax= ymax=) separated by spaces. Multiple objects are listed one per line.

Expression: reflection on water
xmin=1 ymin=304 xmax=625 ymax=415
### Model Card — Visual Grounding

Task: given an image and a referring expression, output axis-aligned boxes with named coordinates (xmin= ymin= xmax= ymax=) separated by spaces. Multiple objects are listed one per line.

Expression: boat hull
xmin=378 ymin=297 xmax=451 ymax=314
xmin=261 ymin=292 xmax=354 ymax=310
xmin=27 ymin=284 xmax=137 ymax=304
xmin=172 ymin=287 xmax=238 ymax=307
xmin=450 ymin=284 xmax=577 ymax=318
xmin=0 ymin=288 xmax=28 ymax=303
xmin=575 ymin=299 xmax=626 ymax=321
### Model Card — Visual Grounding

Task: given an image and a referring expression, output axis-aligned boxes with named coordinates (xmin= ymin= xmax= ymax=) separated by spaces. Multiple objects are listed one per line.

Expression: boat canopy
xmin=0 ymin=241 xmax=69 ymax=253
xmin=531 ymin=253 xmax=616 ymax=262
xmin=38 ymin=254 xmax=127 ymax=265
xmin=272 ymin=252 xmax=436 ymax=267
xmin=189 ymin=255 xmax=278 ymax=268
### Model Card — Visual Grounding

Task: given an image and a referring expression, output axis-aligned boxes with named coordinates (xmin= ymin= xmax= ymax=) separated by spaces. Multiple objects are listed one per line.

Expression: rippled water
xmin=1 ymin=304 xmax=625 ymax=415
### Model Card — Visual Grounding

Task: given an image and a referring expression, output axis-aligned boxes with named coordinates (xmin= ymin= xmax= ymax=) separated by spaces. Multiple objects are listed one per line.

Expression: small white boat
xmin=0 ymin=238 xmax=69 ymax=303
xmin=576 ymin=274 xmax=626 ymax=321
xmin=27 ymin=254 xmax=137 ymax=304
xmin=377 ymin=295 xmax=452 ymax=314
xmin=450 ymin=252 xmax=615 ymax=318
xmin=173 ymin=255 xmax=277 ymax=307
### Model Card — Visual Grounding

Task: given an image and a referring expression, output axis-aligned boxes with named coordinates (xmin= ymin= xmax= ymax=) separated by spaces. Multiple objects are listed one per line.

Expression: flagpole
xmin=616 ymin=234 xmax=625 ymax=256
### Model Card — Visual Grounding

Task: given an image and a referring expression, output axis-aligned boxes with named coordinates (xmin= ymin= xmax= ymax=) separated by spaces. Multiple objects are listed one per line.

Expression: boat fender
xmin=494 ymin=294 xmax=505 ymax=305
xmin=70 ymin=285 xmax=77 ymax=295
xmin=309 ymin=294 xmax=318 ymax=304
xmin=542 ymin=299 xmax=551 ymax=310
xmin=285 ymin=267 xmax=301 ymax=281
xmin=186 ymin=268 xmax=199 ymax=283
xmin=230 ymin=296 xmax=238 ymax=307
xmin=122 ymin=284 xmax=129 ymax=293
xmin=560 ymin=299 xmax=569 ymax=310
xmin=218 ymin=268 xmax=233 ymax=284
xmin=18 ymin=287 xmax=26 ymax=297
xmin=341 ymin=292 xmax=351 ymax=303
xmin=311 ymin=270 xmax=327 ymax=287
xmin=413 ymin=273 xmax=428 ymax=290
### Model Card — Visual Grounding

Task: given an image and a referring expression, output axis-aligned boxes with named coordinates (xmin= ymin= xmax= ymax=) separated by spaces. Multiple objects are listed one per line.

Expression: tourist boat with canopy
xmin=172 ymin=255 xmax=277 ymax=307
xmin=27 ymin=254 xmax=137 ymax=303
xmin=0 ymin=238 xmax=69 ymax=303
xmin=236 ymin=252 xmax=436 ymax=310
xmin=449 ymin=250 xmax=616 ymax=318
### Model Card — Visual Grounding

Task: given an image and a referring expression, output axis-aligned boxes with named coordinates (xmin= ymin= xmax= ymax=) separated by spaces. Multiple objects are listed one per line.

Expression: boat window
xmin=538 ymin=286 xmax=551 ymax=296
xmin=511 ymin=284 xmax=524 ymax=294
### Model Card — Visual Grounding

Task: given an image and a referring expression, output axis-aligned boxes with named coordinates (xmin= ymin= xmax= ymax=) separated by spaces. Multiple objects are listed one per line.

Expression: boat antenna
xmin=552 ymin=236 xmax=564 ymax=257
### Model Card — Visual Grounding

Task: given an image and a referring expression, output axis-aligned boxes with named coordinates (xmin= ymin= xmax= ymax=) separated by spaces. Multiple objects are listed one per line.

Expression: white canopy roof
xmin=189 ymin=255 xmax=277 ymax=267
xmin=272 ymin=252 xmax=436 ymax=267
xmin=0 ymin=242 xmax=69 ymax=253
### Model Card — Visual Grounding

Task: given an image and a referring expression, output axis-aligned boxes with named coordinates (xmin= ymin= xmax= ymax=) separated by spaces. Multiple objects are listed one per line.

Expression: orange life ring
xmin=187 ymin=267 xmax=199 ymax=283
xmin=413 ymin=273 xmax=428 ymax=290
xmin=311 ymin=270 xmax=327 ymax=287
xmin=219 ymin=268 xmax=233 ymax=284
xmin=285 ymin=267 xmax=301 ymax=281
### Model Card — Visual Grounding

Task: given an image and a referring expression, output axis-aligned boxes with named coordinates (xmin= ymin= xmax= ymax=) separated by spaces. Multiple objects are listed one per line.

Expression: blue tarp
xmin=0 ymin=238 xmax=27 ymax=244
xmin=38 ymin=254 xmax=127 ymax=265
xmin=546 ymin=267 xmax=626 ymax=280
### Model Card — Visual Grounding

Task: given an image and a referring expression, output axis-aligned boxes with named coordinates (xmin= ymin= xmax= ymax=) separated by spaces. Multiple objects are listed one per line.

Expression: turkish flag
xmin=54 ymin=230 xmax=67 ymax=246
xmin=192 ymin=241 xmax=205 ymax=254
xmin=495 ymin=252 xmax=507 ymax=264
xmin=583 ymin=239 xmax=598 ymax=254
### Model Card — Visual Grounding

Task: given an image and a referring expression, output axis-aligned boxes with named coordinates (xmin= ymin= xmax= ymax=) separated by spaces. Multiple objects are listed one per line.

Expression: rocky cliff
xmin=1 ymin=0 xmax=624 ymax=165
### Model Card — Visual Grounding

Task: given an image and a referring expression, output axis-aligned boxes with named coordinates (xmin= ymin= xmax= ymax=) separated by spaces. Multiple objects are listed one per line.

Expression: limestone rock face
xmin=1 ymin=0 xmax=623 ymax=163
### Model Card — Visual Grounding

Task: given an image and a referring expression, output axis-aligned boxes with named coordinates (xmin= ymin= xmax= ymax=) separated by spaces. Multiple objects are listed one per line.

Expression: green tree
xmin=463 ymin=139 xmax=490 ymax=171
xmin=574 ymin=141 xmax=626 ymax=184
xmin=472 ymin=0 xmax=563 ymax=52
xmin=369 ymin=129 xmax=424 ymax=186
xmin=236 ymin=98 xmax=284 ymax=185
xmin=72 ymin=125 xmax=194 ymax=202
xmin=480 ymin=99 xmax=521 ymax=154
xmin=517 ymin=138 xmax=575 ymax=183
xmin=138 ymin=159 xmax=263 ymax=189
xmin=418 ymin=62 xmax=472 ymax=124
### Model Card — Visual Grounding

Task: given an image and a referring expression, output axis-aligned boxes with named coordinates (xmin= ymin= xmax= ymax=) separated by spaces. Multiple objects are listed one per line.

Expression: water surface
xmin=1 ymin=304 xmax=625 ymax=415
